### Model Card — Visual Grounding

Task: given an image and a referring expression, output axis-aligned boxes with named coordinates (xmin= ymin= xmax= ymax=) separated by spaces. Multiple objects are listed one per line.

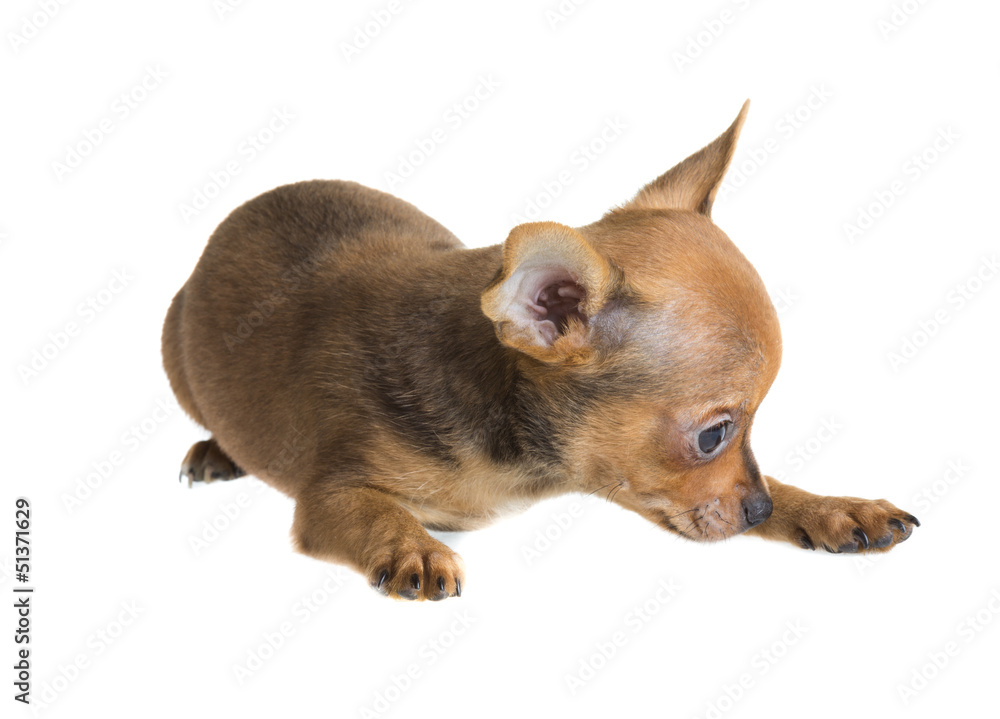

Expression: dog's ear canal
xmin=626 ymin=99 xmax=749 ymax=217
xmin=481 ymin=221 xmax=616 ymax=364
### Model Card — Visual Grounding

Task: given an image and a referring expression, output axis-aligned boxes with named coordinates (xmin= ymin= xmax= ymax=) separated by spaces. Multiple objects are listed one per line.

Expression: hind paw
xmin=180 ymin=439 xmax=245 ymax=487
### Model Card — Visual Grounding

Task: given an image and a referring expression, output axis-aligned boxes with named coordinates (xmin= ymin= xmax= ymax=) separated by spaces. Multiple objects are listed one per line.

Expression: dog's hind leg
xmin=161 ymin=287 xmax=206 ymax=427
xmin=180 ymin=438 xmax=246 ymax=487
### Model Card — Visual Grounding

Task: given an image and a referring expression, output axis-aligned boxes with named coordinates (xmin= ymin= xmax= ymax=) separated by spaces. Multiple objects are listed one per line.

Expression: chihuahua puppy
xmin=163 ymin=101 xmax=918 ymax=600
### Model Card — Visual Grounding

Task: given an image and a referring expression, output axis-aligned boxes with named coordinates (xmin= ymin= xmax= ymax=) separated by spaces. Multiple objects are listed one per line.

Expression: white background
xmin=3 ymin=1 xmax=999 ymax=718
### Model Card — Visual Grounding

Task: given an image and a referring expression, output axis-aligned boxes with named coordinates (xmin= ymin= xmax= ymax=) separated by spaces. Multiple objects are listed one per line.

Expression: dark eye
xmin=698 ymin=421 xmax=728 ymax=454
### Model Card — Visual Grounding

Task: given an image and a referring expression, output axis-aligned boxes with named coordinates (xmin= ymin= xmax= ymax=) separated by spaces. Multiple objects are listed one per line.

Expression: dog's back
xmin=162 ymin=180 xmax=462 ymax=494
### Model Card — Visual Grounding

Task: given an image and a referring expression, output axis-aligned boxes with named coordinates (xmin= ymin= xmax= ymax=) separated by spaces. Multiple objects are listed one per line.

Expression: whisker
xmin=586 ymin=481 xmax=619 ymax=497
xmin=714 ymin=510 xmax=733 ymax=527
xmin=663 ymin=507 xmax=698 ymax=521
xmin=605 ymin=481 xmax=623 ymax=503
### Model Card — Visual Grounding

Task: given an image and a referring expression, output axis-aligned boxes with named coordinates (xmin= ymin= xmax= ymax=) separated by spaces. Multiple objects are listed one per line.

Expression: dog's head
xmin=481 ymin=101 xmax=781 ymax=541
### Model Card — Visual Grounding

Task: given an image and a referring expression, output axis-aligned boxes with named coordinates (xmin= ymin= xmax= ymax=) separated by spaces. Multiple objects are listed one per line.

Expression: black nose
xmin=743 ymin=495 xmax=773 ymax=527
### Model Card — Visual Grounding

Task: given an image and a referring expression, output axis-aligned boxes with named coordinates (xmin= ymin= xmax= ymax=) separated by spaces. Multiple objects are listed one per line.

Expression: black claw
xmin=797 ymin=531 xmax=815 ymax=551
xmin=455 ymin=578 xmax=462 ymax=597
xmin=411 ymin=573 xmax=421 ymax=591
xmin=871 ymin=532 xmax=894 ymax=549
xmin=434 ymin=576 xmax=448 ymax=600
xmin=888 ymin=518 xmax=907 ymax=533
xmin=430 ymin=577 xmax=449 ymax=601
xmin=904 ymin=514 xmax=921 ymax=527
xmin=853 ymin=528 xmax=870 ymax=550
xmin=375 ymin=570 xmax=389 ymax=592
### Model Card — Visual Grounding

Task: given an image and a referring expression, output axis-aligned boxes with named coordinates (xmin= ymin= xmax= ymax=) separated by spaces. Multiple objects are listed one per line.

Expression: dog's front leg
xmin=292 ymin=482 xmax=464 ymax=600
xmin=746 ymin=476 xmax=920 ymax=553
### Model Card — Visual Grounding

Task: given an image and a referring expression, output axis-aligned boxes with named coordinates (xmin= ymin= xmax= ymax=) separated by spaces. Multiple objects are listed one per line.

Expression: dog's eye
xmin=698 ymin=421 xmax=728 ymax=454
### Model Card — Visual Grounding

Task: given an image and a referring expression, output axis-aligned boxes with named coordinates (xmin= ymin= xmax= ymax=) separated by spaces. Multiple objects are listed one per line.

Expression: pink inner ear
xmin=527 ymin=275 xmax=587 ymax=334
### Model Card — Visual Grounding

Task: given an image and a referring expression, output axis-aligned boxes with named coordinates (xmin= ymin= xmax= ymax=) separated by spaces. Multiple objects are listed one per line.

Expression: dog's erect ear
xmin=481 ymin=222 xmax=616 ymax=364
xmin=626 ymin=100 xmax=749 ymax=216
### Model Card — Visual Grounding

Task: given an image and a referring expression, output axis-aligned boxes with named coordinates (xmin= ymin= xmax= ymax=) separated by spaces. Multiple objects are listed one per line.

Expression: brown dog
xmin=162 ymin=101 xmax=919 ymax=600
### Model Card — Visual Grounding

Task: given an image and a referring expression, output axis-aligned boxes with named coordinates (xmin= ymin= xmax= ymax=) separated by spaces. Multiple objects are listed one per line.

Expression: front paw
xmin=367 ymin=538 xmax=465 ymax=601
xmin=793 ymin=496 xmax=919 ymax=554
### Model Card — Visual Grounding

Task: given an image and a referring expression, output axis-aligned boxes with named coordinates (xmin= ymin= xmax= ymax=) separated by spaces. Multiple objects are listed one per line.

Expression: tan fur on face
xmin=563 ymin=395 xmax=765 ymax=542
xmin=580 ymin=210 xmax=782 ymax=391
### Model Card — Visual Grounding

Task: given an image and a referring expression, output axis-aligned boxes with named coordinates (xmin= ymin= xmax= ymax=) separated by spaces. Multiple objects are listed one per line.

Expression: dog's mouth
xmin=651 ymin=500 xmax=744 ymax=542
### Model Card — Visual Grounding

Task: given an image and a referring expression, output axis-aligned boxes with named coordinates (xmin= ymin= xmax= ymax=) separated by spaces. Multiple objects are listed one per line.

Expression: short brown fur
xmin=162 ymin=101 xmax=918 ymax=600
